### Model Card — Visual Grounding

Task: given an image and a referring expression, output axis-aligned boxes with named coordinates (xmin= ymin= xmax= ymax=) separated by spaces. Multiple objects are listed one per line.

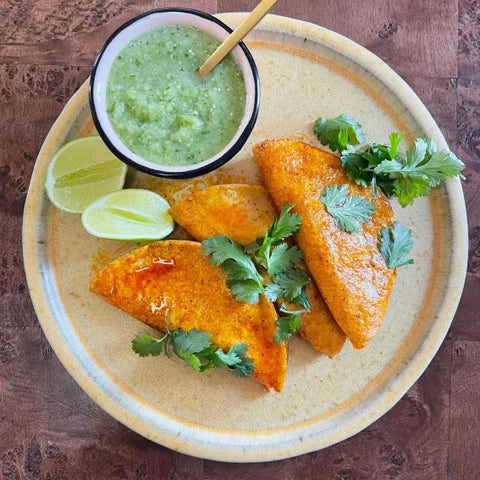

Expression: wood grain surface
xmin=1 ymin=0 xmax=479 ymax=478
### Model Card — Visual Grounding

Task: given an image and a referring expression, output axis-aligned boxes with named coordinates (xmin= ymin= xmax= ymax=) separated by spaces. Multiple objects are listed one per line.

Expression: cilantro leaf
xmin=272 ymin=267 xmax=310 ymax=303
xmin=374 ymin=138 xmax=465 ymax=206
xmin=386 ymin=131 xmax=403 ymax=159
xmin=378 ymin=221 xmax=414 ymax=268
xmin=274 ymin=313 xmax=302 ymax=344
xmin=215 ymin=343 xmax=254 ymax=377
xmin=226 ymin=279 xmax=263 ymax=304
xmin=131 ymin=333 xmax=167 ymax=357
xmin=202 ymin=234 xmax=263 ymax=303
xmin=320 ymin=184 xmax=375 ymax=233
xmin=268 ymin=203 xmax=302 ymax=241
xmin=171 ymin=329 xmax=211 ymax=355
xmin=263 ymin=282 xmax=284 ymax=302
xmin=215 ymin=343 xmax=247 ymax=366
xmin=314 ymin=114 xmax=366 ymax=152
xmin=411 ymin=141 xmax=465 ymax=185
xmin=195 ymin=345 xmax=222 ymax=371
xmin=264 ymin=277 xmax=310 ymax=311
xmin=266 ymin=243 xmax=304 ymax=276
xmin=290 ymin=288 xmax=311 ymax=311
xmin=171 ymin=329 xmax=211 ymax=371
xmin=232 ymin=357 xmax=255 ymax=377
xmin=202 ymin=235 xmax=260 ymax=280
xmin=221 ymin=259 xmax=258 ymax=281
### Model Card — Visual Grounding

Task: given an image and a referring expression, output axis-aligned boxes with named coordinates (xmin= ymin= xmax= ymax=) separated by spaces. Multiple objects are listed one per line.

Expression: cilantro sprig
xmin=378 ymin=221 xmax=414 ymax=268
xmin=202 ymin=204 xmax=309 ymax=306
xmin=314 ymin=114 xmax=366 ymax=152
xmin=132 ymin=319 xmax=254 ymax=377
xmin=251 ymin=204 xmax=310 ymax=309
xmin=253 ymin=203 xmax=302 ymax=273
xmin=314 ymin=115 xmax=465 ymax=206
xmin=373 ymin=138 xmax=465 ymax=207
xmin=202 ymin=203 xmax=311 ymax=342
xmin=320 ymin=184 xmax=375 ymax=233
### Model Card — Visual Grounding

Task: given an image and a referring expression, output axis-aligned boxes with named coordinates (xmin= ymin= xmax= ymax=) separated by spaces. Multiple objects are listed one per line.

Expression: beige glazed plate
xmin=23 ymin=13 xmax=468 ymax=462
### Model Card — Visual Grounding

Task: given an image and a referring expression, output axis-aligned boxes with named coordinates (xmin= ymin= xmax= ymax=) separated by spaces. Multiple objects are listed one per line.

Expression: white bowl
xmin=89 ymin=8 xmax=260 ymax=178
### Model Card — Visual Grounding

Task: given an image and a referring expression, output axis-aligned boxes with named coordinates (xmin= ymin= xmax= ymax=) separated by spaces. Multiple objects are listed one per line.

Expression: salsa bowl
xmin=89 ymin=8 xmax=260 ymax=178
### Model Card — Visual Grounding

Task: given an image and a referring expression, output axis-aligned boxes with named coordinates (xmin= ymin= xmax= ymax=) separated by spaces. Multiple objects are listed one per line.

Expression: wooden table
xmin=1 ymin=1 xmax=478 ymax=478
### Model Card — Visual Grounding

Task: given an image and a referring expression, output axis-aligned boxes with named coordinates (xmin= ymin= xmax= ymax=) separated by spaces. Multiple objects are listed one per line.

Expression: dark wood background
xmin=1 ymin=0 xmax=479 ymax=478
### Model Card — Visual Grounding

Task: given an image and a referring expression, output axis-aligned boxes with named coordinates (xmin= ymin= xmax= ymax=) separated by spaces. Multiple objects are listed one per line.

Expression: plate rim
xmin=22 ymin=12 xmax=468 ymax=462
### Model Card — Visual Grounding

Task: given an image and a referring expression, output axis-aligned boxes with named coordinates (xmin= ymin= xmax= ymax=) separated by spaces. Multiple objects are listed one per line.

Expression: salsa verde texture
xmin=106 ymin=24 xmax=246 ymax=166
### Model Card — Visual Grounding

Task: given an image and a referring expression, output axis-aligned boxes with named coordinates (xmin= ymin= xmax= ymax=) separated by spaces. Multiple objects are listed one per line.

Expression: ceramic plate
xmin=23 ymin=13 xmax=468 ymax=462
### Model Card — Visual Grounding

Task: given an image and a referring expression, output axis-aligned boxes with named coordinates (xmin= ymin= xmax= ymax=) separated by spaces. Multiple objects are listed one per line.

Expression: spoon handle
xmin=199 ymin=0 xmax=279 ymax=77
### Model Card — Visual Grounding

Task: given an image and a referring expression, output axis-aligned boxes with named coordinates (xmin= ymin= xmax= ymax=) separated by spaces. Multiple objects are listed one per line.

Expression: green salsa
xmin=106 ymin=24 xmax=247 ymax=166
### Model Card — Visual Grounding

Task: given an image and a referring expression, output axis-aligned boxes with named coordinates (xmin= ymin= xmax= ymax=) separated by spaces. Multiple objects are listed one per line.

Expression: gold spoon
xmin=198 ymin=0 xmax=279 ymax=77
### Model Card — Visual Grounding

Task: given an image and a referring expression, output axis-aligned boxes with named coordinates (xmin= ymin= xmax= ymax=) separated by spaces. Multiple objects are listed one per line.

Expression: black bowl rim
xmin=89 ymin=7 xmax=260 ymax=179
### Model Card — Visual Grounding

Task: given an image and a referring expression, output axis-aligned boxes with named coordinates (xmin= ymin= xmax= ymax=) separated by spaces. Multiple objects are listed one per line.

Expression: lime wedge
xmin=45 ymin=136 xmax=127 ymax=213
xmin=81 ymin=189 xmax=175 ymax=241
